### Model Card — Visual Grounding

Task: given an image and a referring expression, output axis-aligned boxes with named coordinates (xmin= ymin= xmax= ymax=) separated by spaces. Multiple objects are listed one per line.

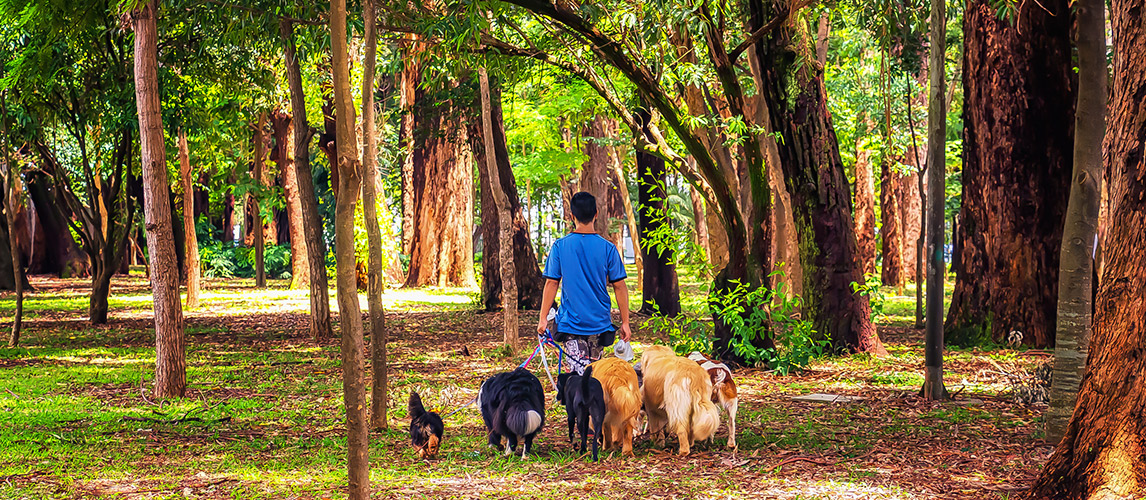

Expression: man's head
xmin=571 ymin=191 xmax=597 ymax=225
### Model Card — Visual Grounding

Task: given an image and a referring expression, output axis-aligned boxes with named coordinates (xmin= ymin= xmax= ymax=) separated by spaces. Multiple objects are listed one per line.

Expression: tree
xmin=2 ymin=91 xmax=24 ymax=346
xmin=330 ymin=0 xmax=369 ymax=495
xmin=360 ymin=0 xmax=390 ymax=431
xmin=581 ymin=114 xmax=615 ymax=238
xmin=945 ymin=0 xmax=1074 ymax=348
xmin=635 ymin=105 xmax=681 ymax=317
xmin=280 ymin=19 xmax=334 ymax=342
xmin=251 ymin=112 xmax=268 ymax=289
xmin=480 ymin=68 xmax=519 ymax=352
xmin=178 ymin=129 xmax=200 ymax=308
xmin=854 ymin=147 xmax=877 ymax=276
xmin=920 ymin=0 xmax=948 ymax=401
xmin=132 ymin=0 xmax=186 ymax=399
xmin=880 ymin=159 xmax=905 ymax=288
xmin=1026 ymin=0 xmax=1146 ymax=492
xmin=476 ymin=78 xmax=545 ymax=311
xmin=270 ymin=110 xmax=310 ymax=291
xmin=1046 ymin=0 xmax=1105 ymax=444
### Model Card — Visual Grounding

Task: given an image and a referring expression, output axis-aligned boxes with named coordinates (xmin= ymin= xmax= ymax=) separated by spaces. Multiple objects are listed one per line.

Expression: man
xmin=536 ymin=192 xmax=632 ymax=375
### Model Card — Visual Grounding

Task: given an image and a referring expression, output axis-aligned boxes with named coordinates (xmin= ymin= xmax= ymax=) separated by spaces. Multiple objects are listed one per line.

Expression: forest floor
xmin=0 ymin=275 xmax=1053 ymax=499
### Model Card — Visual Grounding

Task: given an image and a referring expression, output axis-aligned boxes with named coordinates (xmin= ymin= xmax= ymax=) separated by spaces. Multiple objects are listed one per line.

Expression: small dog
xmin=640 ymin=345 xmax=720 ymax=456
xmin=590 ymin=357 xmax=642 ymax=456
xmin=478 ymin=367 xmax=546 ymax=459
xmin=687 ymin=352 xmax=739 ymax=449
xmin=556 ymin=366 xmax=606 ymax=461
xmin=408 ymin=392 xmax=444 ymax=459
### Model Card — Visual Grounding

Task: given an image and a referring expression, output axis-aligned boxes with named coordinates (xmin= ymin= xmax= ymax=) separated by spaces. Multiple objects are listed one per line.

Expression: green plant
xmin=642 ymin=304 xmax=713 ymax=357
xmin=851 ymin=273 xmax=886 ymax=322
xmin=710 ymin=271 xmax=830 ymax=374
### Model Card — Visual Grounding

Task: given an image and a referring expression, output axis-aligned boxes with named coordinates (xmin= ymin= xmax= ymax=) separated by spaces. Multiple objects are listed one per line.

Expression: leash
xmin=439 ymin=395 xmax=478 ymax=418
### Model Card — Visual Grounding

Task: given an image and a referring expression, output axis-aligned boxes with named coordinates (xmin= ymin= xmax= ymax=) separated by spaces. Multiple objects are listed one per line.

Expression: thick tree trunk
xmin=901 ymin=168 xmax=924 ymax=281
xmin=880 ymin=159 xmax=905 ymax=288
xmin=402 ymin=82 xmax=476 ymax=288
xmin=25 ymin=176 xmax=90 ymax=278
xmin=280 ymin=19 xmax=333 ymax=341
xmin=476 ymin=78 xmax=544 ymax=311
xmin=330 ymin=0 xmax=369 ymax=496
xmin=748 ymin=0 xmax=885 ymax=355
xmin=854 ymin=148 xmax=877 ymax=276
xmin=360 ymin=0 xmax=390 ymax=431
xmin=815 ymin=11 xmax=830 ymax=67
xmin=179 ymin=129 xmax=200 ymax=309
xmin=581 ymin=115 xmax=613 ymax=237
xmin=480 ymin=69 xmax=519 ymax=352
xmin=946 ymin=0 xmax=1074 ymax=348
xmin=271 ymin=110 xmax=310 ymax=290
xmin=1027 ymin=0 xmax=1146 ymax=491
xmin=1045 ymin=0 xmax=1104 ymax=445
xmin=921 ymin=0 xmax=949 ymax=401
xmin=132 ymin=0 xmax=185 ymax=399
xmin=636 ymin=107 xmax=680 ymax=317
xmin=252 ymin=113 xmax=268 ymax=288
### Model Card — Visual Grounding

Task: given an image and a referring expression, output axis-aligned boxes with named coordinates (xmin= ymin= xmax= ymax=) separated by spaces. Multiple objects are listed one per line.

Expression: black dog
xmin=408 ymin=392 xmax=444 ymax=459
xmin=478 ymin=367 xmax=546 ymax=459
xmin=556 ymin=366 xmax=605 ymax=461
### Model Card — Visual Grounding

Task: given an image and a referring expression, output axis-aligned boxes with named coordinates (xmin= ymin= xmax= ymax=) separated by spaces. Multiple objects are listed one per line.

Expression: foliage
xmin=851 ymin=273 xmax=887 ymax=322
xmin=710 ymin=273 xmax=830 ymax=375
xmin=642 ymin=306 xmax=713 ymax=357
xmin=199 ymin=238 xmax=293 ymax=280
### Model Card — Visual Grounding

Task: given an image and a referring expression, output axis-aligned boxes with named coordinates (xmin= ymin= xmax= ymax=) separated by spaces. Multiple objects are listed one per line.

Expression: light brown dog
xmin=590 ymin=357 xmax=642 ymax=456
xmin=639 ymin=345 xmax=720 ymax=456
xmin=687 ymin=352 xmax=739 ymax=449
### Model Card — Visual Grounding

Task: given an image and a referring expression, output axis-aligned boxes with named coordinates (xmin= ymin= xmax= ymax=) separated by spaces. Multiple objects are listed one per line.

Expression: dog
xmin=556 ymin=366 xmax=606 ymax=461
xmin=687 ymin=352 xmax=739 ymax=449
xmin=408 ymin=392 xmax=444 ymax=459
xmin=590 ymin=357 xmax=642 ymax=457
xmin=478 ymin=367 xmax=546 ymax=459
xmin=639 ymin=345 xmax=721 ymax=456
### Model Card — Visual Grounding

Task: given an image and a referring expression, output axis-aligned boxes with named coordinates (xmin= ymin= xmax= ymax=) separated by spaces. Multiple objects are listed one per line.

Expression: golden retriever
xmin=639 ymin=345 xmax=720 ymax=456
xmin=590 ymin=357 xmax=642 ymax=456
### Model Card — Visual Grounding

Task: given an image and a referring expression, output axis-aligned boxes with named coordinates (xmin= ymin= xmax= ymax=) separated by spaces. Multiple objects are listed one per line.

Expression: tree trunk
xmin=946 ymin=0 xmax=1074 ymax=348
xmin=360 ymin=0 xmax=390 ymax=431
xmin=2 ymin=93 xmax=23 ymax=346
xmin=480 ymin=69 xmax=519 ymax=352
xmin=476 ymin=78 xmax=545 ymax=311
xmin=179 ymin=129 xmax=200 ymax=308
xmin=223 ymin=172 xmax=236 ymax=243
xmin=636 ymin=107 xmax=680 ymax=317
xmin=132 ymin=0 xmax=186 ymax=399
xmin=330 ymin=0 xmax=369 ymax=495
xmin=921 ymin=0 xmax=949 ymax=401
xmin=854 ymin=147 xmax=877 ymax=276
xmin=252 ymin=112 xmax=268 ymax=288
xmin=1045 ymin=0 xmax=1104 ymax=444
xmin=280 ymin=19 xmax=333 ymax=342
xmin=748 ymin=0 xmax=885 ymax=355
xmin=271 ymin=110 xmax=309 ymax=291
xmin=402 ymin=81 xmax=476 ymax=288
xmin=615 ymin=153 xmax=643 ymax=291
xmin=880 ymin=159 xmax=905 ymax=288
xmin=687 ymin=182 xmax=707 ymax=264
xmin=1027 ymin=1 xmax=1146 ymax=492
xmin=901 ymin=169 xmax=923 ymax=281
xmin=581 ymin=115 xmax=613 ymax=237
xmin=24 ymin=176 xmax=90 ymax=278
xmin=815 ymin=11 xmax=831 ymax=67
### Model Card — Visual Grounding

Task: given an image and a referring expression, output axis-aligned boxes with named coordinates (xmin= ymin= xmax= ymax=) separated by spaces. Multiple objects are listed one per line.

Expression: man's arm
xmin=612 ymin=280 xmax=632 ymax=342
xmin=536 ymin=279 xmax=560 ymax=334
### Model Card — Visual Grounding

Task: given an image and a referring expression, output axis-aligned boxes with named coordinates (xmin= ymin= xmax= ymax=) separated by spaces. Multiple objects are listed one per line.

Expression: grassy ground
xmin=0 ymin=275 xmax=1051 ymax=499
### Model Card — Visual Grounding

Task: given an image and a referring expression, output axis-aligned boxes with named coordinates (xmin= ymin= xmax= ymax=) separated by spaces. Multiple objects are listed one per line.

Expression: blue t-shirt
xmin=542 ymin=232 xmax=627 ymax=336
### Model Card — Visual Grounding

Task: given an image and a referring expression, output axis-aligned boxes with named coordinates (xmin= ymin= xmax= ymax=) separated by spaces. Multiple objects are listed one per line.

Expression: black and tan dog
xmin=556 ymin=366 xmax=606 ymax=461
xmin=408 ymin=392 xmax=444 ymax=459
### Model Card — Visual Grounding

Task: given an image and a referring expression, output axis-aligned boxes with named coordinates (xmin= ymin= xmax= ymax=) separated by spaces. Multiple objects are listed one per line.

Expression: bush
xmin=642 ymin=308 xmax=713 ymax=357
xmin=710 ymin=272 xmax=830 ymax=375
xmin=199 ymin=240 xmax=293 ymax=280
xmin=851 ymin=273 xmax=886 ymax=322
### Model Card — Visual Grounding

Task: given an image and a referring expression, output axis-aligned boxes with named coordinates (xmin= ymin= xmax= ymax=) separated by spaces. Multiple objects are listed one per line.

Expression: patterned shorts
xmin=562 ymin=334 xmax=602 ymax=375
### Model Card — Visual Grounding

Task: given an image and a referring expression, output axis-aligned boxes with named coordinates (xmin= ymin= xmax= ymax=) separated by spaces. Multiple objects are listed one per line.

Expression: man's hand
xmin=537 ymin=315 xmax=549 ymax=335
xmin=618 ymin=322 xmax=632 ymax=342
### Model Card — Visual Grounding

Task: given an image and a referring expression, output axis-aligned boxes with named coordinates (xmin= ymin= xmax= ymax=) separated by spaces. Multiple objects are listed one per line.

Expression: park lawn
xmin=0 ymin=276 xmax=1050 ymax=499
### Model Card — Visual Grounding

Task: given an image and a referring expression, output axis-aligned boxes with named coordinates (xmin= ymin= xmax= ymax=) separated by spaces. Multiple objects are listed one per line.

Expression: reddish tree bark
xmin=271 ymin=110 xmax=309 ymax=290
xmin=1026 ymin=0 xmax=1146 ymax=491
xmin=854 ymin=148 xmax=877 ymax=276
xmin=474 ymin=79 xmax=544 ymax=311
xmin=581 ymin=115 xmax=614 ymax=237
xmin=946 ymin=0 xmax=1074 ymax=348
xmin=880 ymin=159 xmax=905 ymax=287
xmin=178 ymin=129 xmax=200 ymax=309
xmin=132 ymin=0 xmax=185 ymax=399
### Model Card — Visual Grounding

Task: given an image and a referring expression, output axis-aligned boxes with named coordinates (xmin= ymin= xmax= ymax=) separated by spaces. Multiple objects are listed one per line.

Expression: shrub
xmin=641 ymin=307 xmax=713 ymax=357
xmin=198 ymin=240 xmax=293 ymax=280
xmin=851 ymin=273 xmax=886 ymax=322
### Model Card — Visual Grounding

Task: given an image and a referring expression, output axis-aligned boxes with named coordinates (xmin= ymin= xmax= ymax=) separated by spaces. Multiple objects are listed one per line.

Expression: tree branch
xmin=727 ymin=4 xmax=797 ymax=62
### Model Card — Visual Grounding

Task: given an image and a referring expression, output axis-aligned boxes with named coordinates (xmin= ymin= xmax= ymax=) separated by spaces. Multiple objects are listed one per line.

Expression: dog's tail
xmin=612 ymin=381 xmax=642 ymax=420
xmin=506 ymin=404 xmax=543 ymax=437
xmin=409 ymin=392 xmax=427 ymax=420
xmin=580 ymin=366 xmax=595 ymax=395
xmin=691 ymin=398 xmax=721 ymax=442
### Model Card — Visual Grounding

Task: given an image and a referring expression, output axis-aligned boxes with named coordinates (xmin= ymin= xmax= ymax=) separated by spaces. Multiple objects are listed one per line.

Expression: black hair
xmin=570 ymin=191 xmax=597 ymax=224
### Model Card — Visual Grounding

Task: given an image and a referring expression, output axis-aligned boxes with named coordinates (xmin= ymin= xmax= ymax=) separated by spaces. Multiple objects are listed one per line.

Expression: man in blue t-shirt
xmin=536 ymin=191 xmax=631 ymax=375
